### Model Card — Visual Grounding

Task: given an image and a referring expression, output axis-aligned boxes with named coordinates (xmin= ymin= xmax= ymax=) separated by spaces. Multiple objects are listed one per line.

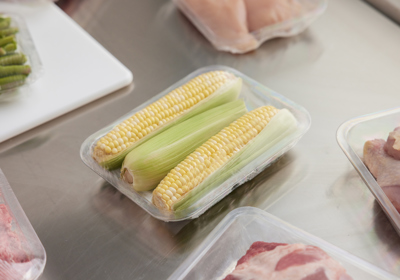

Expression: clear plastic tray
xmin=337 ymin=107 xmax=400 ymax=236
xmin=0 ymin=168 xmax=46 ymax=279
xmin=0 ymin=13 xmax=43 ymax=101
xmin=80 ymin=65 xmax=311 ymax=222
xmin=173 ymin=0 xmax=327 ymax=54
xmin=169 ymin=207 xmax=397 ymax=279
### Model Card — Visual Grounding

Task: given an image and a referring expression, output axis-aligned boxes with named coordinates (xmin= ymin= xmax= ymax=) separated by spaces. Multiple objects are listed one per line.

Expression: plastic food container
xmin=0 ymin=169 xmax=46 ymax=279
xmin=168 ymin=207 xmax=397 ymax=279
xmin=80 ymin=65 xmax=311 ymax=222
xmin=337 ymin=107 xmax=400 ymax=236
xmin=0 ymin=13 xmax=43 ymax=101
xmin=173 ymin=0 xmax=327 ymax=54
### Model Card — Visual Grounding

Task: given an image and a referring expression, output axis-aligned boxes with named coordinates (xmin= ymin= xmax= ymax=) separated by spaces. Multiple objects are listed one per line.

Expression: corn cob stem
xmin=0 ymin=53 xmax=26 ymax=66
xmin=121 ymin=100 xmax=247 ymax=191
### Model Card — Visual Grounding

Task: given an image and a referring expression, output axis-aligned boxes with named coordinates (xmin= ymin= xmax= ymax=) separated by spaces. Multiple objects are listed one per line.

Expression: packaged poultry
xmin=364 ymin=127 xmax=400 ymax=212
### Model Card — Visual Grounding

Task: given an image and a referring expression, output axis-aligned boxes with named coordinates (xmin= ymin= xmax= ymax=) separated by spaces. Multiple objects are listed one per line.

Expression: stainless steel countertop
xmin=1 ymin=0 xmax=400 ymax=279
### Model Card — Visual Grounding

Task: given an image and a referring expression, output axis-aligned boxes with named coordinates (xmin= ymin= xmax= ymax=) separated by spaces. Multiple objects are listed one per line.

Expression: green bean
xmin=0 ymin=75 xmax=26 ymax=90
xmin=0 ymin=28 xmax=18 ymax=37
xmin=0 ymin=53 xmax=27 ymax=66
xmin=0 ymin=65 xmax=31 ymax=77
xmin=3 ymin=43 xmax=16 ymax=53
xmin=0 ymin=35 xmax=15 ymax=47
xmin=0 ymin=18 xmax=11 ymax=30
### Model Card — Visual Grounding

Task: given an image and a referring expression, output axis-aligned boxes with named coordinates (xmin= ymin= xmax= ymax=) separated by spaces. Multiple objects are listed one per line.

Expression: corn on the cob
xmin=92 ymin=71 xmax=242 ymax=170
xmin=152 ymin=107 xmax=298 ymax=212
xmin=121 ymin=100 xmax=248 ymax=191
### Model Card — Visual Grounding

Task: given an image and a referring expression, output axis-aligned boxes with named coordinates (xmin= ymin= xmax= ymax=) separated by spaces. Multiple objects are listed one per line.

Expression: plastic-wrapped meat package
xmin=174 ymin=0 xmax=327 ymax=53
xmin=224 ymin=242 xmax=353 ymax=280
xmin=244 ymin=0 xmax=303 ymax=31
xmin=176 ymin=0 xmax=258 ymax=53
xmin=364 ymin=127 xmax=400 ymax=213
xmin=0 ymin=169 xmax=46 ymax=280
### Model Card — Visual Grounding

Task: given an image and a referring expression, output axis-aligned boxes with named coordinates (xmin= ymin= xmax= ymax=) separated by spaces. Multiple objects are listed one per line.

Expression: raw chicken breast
xmin=364 ymin=139 xmax=400 ymax=212
xmin=224 ymin=242 xmax=352 ymax=280
xmin=180 ymin=0 xmax=258 ymax=52
xmin=384 ymin=127 xmax=400 ymax=160
xmin=244 ymin=0 xmax=303 ymax=32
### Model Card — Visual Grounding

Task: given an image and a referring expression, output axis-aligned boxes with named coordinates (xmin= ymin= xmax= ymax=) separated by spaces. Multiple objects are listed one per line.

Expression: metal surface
xmin=365 ymin=0 xmax=400 ymax=25
xmin=1 ymin=0 xmax=400 ymax=279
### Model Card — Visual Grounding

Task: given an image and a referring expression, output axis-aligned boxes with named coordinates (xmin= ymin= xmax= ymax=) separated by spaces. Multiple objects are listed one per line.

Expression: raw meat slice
xmin=384 ymin=127 xmax=400 ymax=160
xmin=0 ymin=204 xmax=29 ymax=263
xmin=244 ymin=0 xmax=304 ymax=32
xmin=0 ymin=204 xmax=33 ymax=280
xmin=180 ymin=0 xmax=258 ymax=52
xmin=364 ymin=139 xmax=400 ymax=212
xmin=237 ymin=242 xmax=286 ymax=266
xmin=224 ymin=242 xmax=352 ymax=280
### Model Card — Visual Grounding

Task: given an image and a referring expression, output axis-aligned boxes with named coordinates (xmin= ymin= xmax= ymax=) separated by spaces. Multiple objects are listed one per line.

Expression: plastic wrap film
xmin=168 ymin=207 xmax=398 ymax=279
xmin=80 ymin=66 xmax=311 ymax=222
xmin=337 ymin=107 xmax=400 ymax=236
xmin=0 ymin=169 xmax=46 ymax=280
xmin=0 ymin=13 xmax=43 ymax=101
xmin=174 ymin=0 xmax=327 ymax=54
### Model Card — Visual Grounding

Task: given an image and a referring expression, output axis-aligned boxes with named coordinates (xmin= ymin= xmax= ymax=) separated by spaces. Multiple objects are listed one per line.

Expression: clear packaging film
xmin=0 ymin=169 xmax=46 ymax=280
xmin=80 ymin=65 xmax=311 ymax=222
xmin=337 ymin=107 xmax=400 ymax=236
xmin=0 ymin=13 xmax=43 ymax=101
xmin=168 ymin=207 xmax=398 ymax=280
xmin=173 ymin=0 xmax=327 ymax=54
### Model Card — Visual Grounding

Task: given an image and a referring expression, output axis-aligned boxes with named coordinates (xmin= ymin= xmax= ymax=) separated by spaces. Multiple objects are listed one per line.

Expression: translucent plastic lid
xmin=168 ymin=207 xmax=397 ymax=279
xmin=174 ymin=0 xmax=327 ymax=54
xmin=0 ymin=169 xmax=46 ymax=279
xmin=81 ymin=65 xmax=311 ymax=222
xmin=337 ymin=107 xmax=400 ymax=236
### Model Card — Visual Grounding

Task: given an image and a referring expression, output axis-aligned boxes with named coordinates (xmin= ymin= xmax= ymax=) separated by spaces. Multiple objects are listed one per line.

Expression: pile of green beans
xmin=0 ymin=16 xmax=31 ymax=91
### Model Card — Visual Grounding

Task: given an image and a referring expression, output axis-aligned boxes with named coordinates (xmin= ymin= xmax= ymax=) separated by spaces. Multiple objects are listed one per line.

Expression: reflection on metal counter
xmin=365 ymin=0 xmax=400 ymax=24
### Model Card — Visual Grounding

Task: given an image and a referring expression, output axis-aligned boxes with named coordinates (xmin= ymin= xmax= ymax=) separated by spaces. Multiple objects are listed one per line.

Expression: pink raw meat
xmin=0 ymin=204 xmax=32 ymax=280
xmin=181 ymin=0 xmax=258 ymax=52
xmin=244 ymin=0 xmax=303 ymax=32
xmin=364 ymin=139 xmax=400 ymax=212
xmin=224 ymin=242 xmax=352 ymax=280
xmin=0 ymin=205 xmax=29 ymax=263
xmin=384 ymin=127 xmax=400 ymax=160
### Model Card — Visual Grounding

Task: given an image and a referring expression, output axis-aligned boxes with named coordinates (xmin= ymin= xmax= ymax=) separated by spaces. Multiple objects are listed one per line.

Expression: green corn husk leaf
xmin=93 ymin=71 xmax=243 ymax=170
xmin=172 ymin=109 xmax=298 ymax=211
xmin=121 ymin=100 xmax=247 ymax=191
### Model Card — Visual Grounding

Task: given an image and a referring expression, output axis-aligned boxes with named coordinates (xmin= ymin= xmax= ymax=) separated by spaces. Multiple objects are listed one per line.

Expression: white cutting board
xmin=0 ymin=2 xmax=133 ymax=143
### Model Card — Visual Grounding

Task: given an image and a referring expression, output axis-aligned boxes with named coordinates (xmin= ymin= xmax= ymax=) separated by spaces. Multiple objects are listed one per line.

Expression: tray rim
xmin=336 ymin=106 xmax=400 ymax=236
xmin=168 ymin=206 xmax=399 ymax=280
xmin=80 ymin=65 xmax=311 ymax=222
